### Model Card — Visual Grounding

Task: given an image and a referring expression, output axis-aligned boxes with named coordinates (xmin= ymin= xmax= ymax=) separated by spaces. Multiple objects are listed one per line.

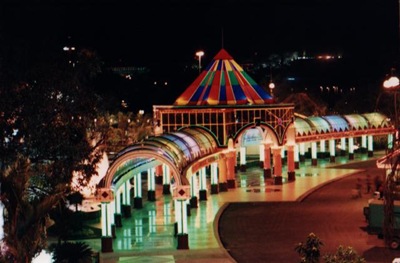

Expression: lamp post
xmin=269 ymin=82 xmax=275 ymax=97
xmin=382 ymin=74 xmax=400 ymax=248
xmin=383 ymin=75 xmax=400 ymax=138
xmin=196 ymin=51 xmax=204 ymax=74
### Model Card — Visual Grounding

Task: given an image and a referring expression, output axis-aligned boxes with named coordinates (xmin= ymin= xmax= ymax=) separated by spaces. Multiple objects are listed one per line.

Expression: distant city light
xmin=63 ymin=46 xmax=75 ymax=51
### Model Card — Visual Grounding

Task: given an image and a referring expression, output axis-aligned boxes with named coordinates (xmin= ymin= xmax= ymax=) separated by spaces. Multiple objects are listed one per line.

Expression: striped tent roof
xmin=174 ymin=49 xmax=274 ymax=106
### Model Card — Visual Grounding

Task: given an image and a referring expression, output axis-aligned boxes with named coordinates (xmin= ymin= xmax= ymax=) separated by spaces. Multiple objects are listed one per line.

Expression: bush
xmin=295 ymin=232 xmax=323 ymax=263
xmin=323 ymin=245 xmax=365 ymax=263
xmin=295 ymin=233 xmax=366 ymax=263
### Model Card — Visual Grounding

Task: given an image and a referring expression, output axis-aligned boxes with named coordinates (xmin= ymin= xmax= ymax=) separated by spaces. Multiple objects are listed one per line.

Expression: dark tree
xmin=0 ymin=40 xmax=104 ymax=262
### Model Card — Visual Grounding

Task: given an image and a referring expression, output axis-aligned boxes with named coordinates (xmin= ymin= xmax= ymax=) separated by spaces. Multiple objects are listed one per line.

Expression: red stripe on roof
xmin=208 ymin=70 xmax=221 ymax=105
xmin=213 ymin=49 xmax=232 ymax=60
xmin=174 ymin=71 xmax=207 ymax=105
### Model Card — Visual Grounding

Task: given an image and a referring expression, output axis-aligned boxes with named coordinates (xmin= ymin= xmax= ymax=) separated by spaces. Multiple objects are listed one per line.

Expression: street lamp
xmin=383 ymin=75 xmax=400 ymax=133
xmin=196 ymin=51 xmax=204 ymax=74
xmin=382 ymin=73 xmax=400 ymax=248
xmin=269 ymin=82 xmax=275 ymax=97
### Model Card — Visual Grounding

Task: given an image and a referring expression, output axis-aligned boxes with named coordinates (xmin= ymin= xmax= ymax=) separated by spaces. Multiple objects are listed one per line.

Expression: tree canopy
xmin=0 ymin=43 xmax=104 ymax=262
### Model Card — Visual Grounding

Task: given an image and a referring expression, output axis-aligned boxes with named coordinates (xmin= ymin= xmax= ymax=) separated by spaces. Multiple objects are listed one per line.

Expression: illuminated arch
xmin=101 ymin=127 xmax=219 ymax=190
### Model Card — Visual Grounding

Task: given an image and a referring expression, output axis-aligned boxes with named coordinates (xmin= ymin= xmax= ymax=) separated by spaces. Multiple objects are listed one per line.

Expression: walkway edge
xmin=213 ymin=202 xmax=237 ymax=263
xmin=296 ymin=169 xmax=367 ymax=202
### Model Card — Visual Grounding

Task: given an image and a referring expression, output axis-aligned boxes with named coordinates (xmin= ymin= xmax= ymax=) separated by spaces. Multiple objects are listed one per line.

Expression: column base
xmin=199 ymin=189 xmax=207 ymax=201
xmin=259 ymin=161 xmax=264 ymax=168
xmin=311 ymin=158 xmax=317 ymax=166
xmin=190 ymin=196 xmax=198 ymax=208
xmin=227 ymin=179 xmax=236 ymax=188
xmin=340 ymin=150 xmax=346 ymax=156
xmin=174 ymin=222 xmax=178 ymax=236
xmin=177 ymin=233 xmax=189 ymax=249
xmin=273 ymin=176 xmax=283 ymax=185
xmin=349 ymin=153 xmax=354 ymax=160
xmin=330 ymin=156 xmax=335 ymax=163
xmin=101 ymin=236 xmax=113 ymax=253
xmin=240 ymin=164 xmax=246 ymax=172
xmin=111 ymin=224 xmax=116 ymax=238
xmin=360 ymin=148 xmax=368 ymax=154
xmin=294 ymin=161 xmax=299 ymax=169
xmin=368 ymin=151 xmax=373 ymax=157
xmin=114 ymin=213 xmax=122 ymax=227
xmin=163 ymin=184 xmax=171 ymax=195
xmin=133 ymin=197 xmax=143 ymax=209
xmin=263 ymin=168 xmax=272 ymax=178
xmin=300 ymin=155 xmax=305 ymax=162
xmin=187 ymin=203 xmax=191 ymax=217
xmin=122 ymin=204 xmax=131 ymax=218
xmin=219 ymin=182 xmax=228 ymax=192
xmin=288 ymin=171 xmax=295 ymax=181
xmin=147 ymin=190 xmax=156 ymax=201
xmin=210 ymin=184 xmax=219 ymax=194
xmin=155 ymin=176 xmax=163 ymax=185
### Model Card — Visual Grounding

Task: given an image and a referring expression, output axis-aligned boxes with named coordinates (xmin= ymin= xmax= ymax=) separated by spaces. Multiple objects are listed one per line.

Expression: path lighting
xmin=383 ymin=75 xmax=400 ymax=132
xmin=196 ymin=51 xmax=204 ymax=74
xmin=382 ymin=72 xmax=400 ymax=248
xmin=269 ymin=82 xmax=275 ymax=97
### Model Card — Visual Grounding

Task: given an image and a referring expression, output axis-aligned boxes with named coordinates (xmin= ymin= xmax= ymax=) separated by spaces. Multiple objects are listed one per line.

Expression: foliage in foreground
xmin=49 ymin=241 xmax=93 ymax=263
xmin=295 ymin=233 xmax=365 ymax=263
xmin=0 ymin=44 xmax=104 ymax=263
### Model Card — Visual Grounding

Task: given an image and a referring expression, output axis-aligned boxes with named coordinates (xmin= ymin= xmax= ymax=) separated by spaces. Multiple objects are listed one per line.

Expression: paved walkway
xmin=79 ymin=151 xmax=399 ymax=262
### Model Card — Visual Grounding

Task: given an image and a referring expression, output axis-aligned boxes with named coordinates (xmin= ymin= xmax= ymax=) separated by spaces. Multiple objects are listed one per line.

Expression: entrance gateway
xmin=97 ymin=49 xmax=394 ymax=252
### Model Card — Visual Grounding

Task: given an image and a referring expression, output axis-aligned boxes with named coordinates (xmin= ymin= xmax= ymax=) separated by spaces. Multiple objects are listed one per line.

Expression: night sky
xmin=2 ymin=0 xmax=397 ymax=66
xmin=1 ymin=0 xmax=399 ymax=111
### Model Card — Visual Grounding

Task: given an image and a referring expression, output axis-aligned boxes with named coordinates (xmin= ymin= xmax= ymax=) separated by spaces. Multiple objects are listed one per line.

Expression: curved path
xmin=218 ymin=159 xmax=400 ymax=263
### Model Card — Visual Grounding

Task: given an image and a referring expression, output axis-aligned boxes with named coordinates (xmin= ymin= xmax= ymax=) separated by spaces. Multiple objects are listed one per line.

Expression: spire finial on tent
xmin=221 ymin=27 xmax=224 ymax=49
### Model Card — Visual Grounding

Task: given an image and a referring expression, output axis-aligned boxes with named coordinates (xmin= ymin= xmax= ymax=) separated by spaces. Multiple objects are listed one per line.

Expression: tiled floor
xmin=81 ymin=151 xmax=383 ymax=262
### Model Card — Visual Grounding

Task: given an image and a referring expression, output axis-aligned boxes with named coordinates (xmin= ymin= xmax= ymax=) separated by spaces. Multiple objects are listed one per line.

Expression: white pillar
xmin=319 ymin=139 xmax=326 ymax=153
xmin=101 ymin=202 xmax=113 ymax=237
xmin=329 ymin=139 xmax=336 ymax=163
xmin=388 ymin=133 xmax=394 ymax=149
xmin=115 ymin=189 xmax=121 ymax=214
xmin=163 ymin=164 xmax=170 ymax=185
xmin=299 ymin=142 xmax=305 ymax=162
xmin=190 ymin=173 xmax=198 ymax=198
xmin=124 ymin=180 xmax=131 ymax=204
xmin=148 ymin=168 xmax=155 ymax=191
xmin=210 ymin=163 xmax=218 ymax=185
xmin=240 ymin=146 xmax=246 ymax=171
xmin=341 ymin=138 xmax=346 ymax=151
xmin=311 ymin=141 xmax=317 ymax=166
xmin=361 ymin=135 xmax=367 ymax=148
xmin=259 ymin=144 xmax=265 ymax=163
xmin=368 ymin=135 xmax=374 ymax=157
xmin=134 ymin=173 xmax=141 ymax=198
xmin=348 ymin=137 xmax=354 ymax=160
